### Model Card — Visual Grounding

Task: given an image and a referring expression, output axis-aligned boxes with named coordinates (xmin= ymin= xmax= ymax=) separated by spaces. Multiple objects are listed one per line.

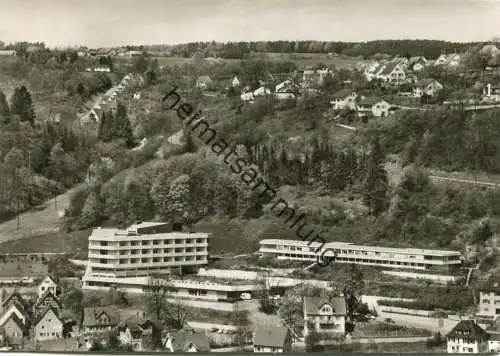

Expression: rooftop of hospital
xmin=259 ymin=239 xmax=461 ymax=257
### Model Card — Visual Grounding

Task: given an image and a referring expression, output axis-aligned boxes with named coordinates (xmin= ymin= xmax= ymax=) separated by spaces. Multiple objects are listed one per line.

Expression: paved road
xmin=429 ymin=175 xmax=500 ymax=187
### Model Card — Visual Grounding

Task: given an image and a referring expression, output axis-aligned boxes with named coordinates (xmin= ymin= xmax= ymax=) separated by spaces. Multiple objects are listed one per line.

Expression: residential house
xmin=0 ymin=314 xmax=25 ymax=346
xmin=356 ymin=97 xmax=391 ymax=118
xmin=408 ymin=56 xmax=427 ymax=72
xmin=275 ymin=80 xmax=295 ymax=93
xmin=240 ymin=91 xmax=255 ymax=102
xmin=1 ymin=292 xmax=27 ymax=312
xmin=253 ymin=326 xmax=292 ymax=353
xmin=364 ymin=61 xmax=383 ymax=81
xmin=446 ymin=53 xmax=461 ymax=67
xmin=37 ymin=276 xmax=59 ymax=299
xmin=487 ymin=320 xmax=500 ymax=353
xmin=376 ymin=62 xmax=406 ymax=85
xmin=446 ymin=320 xmax=489 ymax=353
xmin=196 ymin=76 xmax=212 ymax=90
xmin=34 ymin=307 xmax=63 ymax=341
xmin=33 ymin=291 xmax=61 ymax=318
xmin=330 ymin=89 xmax=357 ymax=111
xmin=482 ymin=83 xmax=500 ymax=102
xmin=434 ymin=54 xmax=449 ymax=66
xmin=82 ymin=307 xmax=119 ymax=335
xmin=303 ymin=297 xmax=346 ymax=336
xmin=118 ymin=314 xmax=162 ymax=351
xmin=232 ymin=76 xmax=240 ymax=87
xmin=413 ymin=79 xmax=444 ymax=97
xmin=0 ymin=304 xmax=28 ymax=328
xmin=163 ymin=329 xmax=211 ymax=352
xmin=253 ymin=86 xmax=271 ymax=97
xmin=127 ymin=50 xmax=143 ymax=57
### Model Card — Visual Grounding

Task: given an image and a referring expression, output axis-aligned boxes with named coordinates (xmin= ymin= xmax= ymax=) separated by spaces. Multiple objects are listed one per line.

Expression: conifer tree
xmin=10 ymin=86 xmax=35 ymax=124
xmin=362 ymin=136 xmax=389 ymax=216
xmin=0 ymin=90 xmax=10 ymax=124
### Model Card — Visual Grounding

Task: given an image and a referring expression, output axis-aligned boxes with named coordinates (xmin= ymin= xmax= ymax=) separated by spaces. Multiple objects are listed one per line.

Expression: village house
xmin=0 ymin=314 xmax=26 ymax=346
xmin=408 ymin=56 xmax=427 ymax=71
xmin=82 ymin=306 xmax=119 ymax=335
xmin=232 ymin=76 xmax=240 ymax=87
xmin=275 ymin=80 xmax=296 ymax=93
xmin=33 ymin=291 xmax=61 ymax=318
xmin=303 ymin=297 xmax=347 ymax=336
xmin=434 ymin=54 xmax=449 ymax=66
xmin=37 ymin=276 xmax=59 ymax=299
xmin=33 ymin=307 xmax=63 ymax=341
xmin=253 ymin=326 xmax=292 ymax=353
xmin=1 ymin=292 xmax=28 ymax=313
xmin=240 ymin=91 xmax=255 ymax=102
xmin=196 ymin=75 xmax=212 ymax=90
xmin=163 ymin=329 xmax=211 ymax=352
xmin=486 ymin=321 xmax=500 ymax=353
xmin=376 ymin=62 xmax=406 ymax=85
xmin=446 ymin=53 xmax=461 ymax=67
xmin=356 ymin=97 xmax=391 ymax=118
xmin=330 ymin=88 xmax=357 ymax=111
xmin=446 ymin=320 xmax=490 ymax=353
xmin=0 ymin=304 xmax=28 ymax=328
xmin=253 ymin=86 xmax=271 ymax=97
xmin=118 ymin=314 xmax=162 ymax=351
xmin=482 ymin=83 xmax=500 ymax=102
xmin=413 ymin=79 xmax=444 ymax=97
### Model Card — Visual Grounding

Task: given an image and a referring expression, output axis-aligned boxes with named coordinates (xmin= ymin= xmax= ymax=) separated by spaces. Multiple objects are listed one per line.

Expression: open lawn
xmin=0 ymin=185 xmax=83 ymax=250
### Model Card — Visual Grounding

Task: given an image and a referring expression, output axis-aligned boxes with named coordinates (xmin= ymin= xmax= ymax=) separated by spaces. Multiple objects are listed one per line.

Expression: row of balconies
xmin=88 ymin=258 xmax=207 ymax=268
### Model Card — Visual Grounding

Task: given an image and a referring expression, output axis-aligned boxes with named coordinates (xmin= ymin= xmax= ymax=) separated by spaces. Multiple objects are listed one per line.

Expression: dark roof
xmin=304 ymin=297 xmax=347 ymax=316
xmin=480 ymin=273 xmax=500 ymax=293
xmin=167 ymin=330 xmax=211 ymax=352
xmin=1 ymin=291 xmax=27 ymax=311
xmin=446 ymin=320 xmax=489 ymax=341
xmin=83 ymin=306 xmax=119 ymax=327
xmin=379 ymin=61 xmax=401 ymax=75
xmin=409 ymin=56 xmax=427 ymax=66
xmin=489 ymin=332 xmax=500 ymax=341
xmin=34 ymin=290 xmax=61 ymax=309
xmin=0 ymin=302 xmax=28 ymax=323
xmin=254 ymin=326 xmax=289 ymax=348
xmin=34 ymin=307 xmax=63 ymax=327
xmin=358 ymin=96 xmax=384 ymax=106
xmin=332 ymin=88 xmax=355 ymax=99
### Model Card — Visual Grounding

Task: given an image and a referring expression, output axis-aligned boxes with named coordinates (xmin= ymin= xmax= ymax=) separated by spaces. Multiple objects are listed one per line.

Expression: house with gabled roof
xmin=163 ymin=329 xmax=210 ymax=352
xmin=330 ymin=88 xmax=357 ymax=110
xmin=0 ymin=303 xmax=28 ymax=328
xmin=0 ymin=313 xmax=26 ymax=345
xmin=408 ymin=56 xmax=427 ymax=72
xmin=446 ymin=319 xmax=489 ymax=353
xmin=118 ymin=314 xmax=163 ymax=351
xmin=376 ymin=62 xmax=406 ymax=85
xmin=33 ymin=290 xmax=61 ymax=318
xmin=34 ymin=307 xmax=63 ymax=341
xmin=37 ymin=275 xmax=59 ymax=299
xmin=196 ymin=75 xmax=212 ymax=90
xmin=434 ymin=54 xmax=449 ymax=66
xmin=253 ymin=326 xmax=292 ymax=353
xmin=83 ymin=306 xmax=119 ymax=334
xmin=1 ymin=291 xmax=28 ymax=313
xmin=413 ymin=79 xmax=444 ymax=98
xmin=356 ymin=97 xmax=391 ymax=118
xmin=486 ymin=319 xmax=500 ymax=353
xmin=303 ymin=297 xmax=346 ymax=336
xmin=232 ymin=76 xmax=240 ymax=87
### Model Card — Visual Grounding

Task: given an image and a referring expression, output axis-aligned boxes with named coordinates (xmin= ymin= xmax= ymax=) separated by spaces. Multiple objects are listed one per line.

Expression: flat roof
xmin=89 ymin=227 xmax=210 ymax=241
xmin=260 ymin=239 xmax=461 ymax=257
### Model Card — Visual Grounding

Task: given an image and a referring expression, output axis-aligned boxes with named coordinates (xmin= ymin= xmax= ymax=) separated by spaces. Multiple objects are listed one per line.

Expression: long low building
xmin=259 ymin=239 xmax=462 ymax=272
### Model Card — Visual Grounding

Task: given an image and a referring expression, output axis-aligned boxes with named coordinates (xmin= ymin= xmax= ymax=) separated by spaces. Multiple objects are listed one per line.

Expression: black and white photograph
xmin=0 ymin=0 xmax=499 ymax=354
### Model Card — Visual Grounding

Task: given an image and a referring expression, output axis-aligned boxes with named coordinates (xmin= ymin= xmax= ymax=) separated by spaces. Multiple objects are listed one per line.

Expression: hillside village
xmin=0 ymin=38 xmax=500 ymax=354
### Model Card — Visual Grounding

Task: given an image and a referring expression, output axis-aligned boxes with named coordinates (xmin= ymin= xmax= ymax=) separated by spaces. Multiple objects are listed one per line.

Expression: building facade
xmin=34 ymin=308 xmax=63 ymax=341
xmin=303 ymin=297 xmax=346 ymax=336
xmin=446 ymin=320 xmax=489 ymax=353
xmin=478 ymin=291 xmax=500 ymax=317
xmin=82 ymin=222 xmax=209 ymax=289
xmin=259 ymin=239 xmax=462 ymax=272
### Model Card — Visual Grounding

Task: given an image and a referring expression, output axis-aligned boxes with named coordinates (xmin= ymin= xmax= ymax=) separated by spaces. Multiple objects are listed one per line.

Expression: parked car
xmin=240 ymin=293 xmax=252 ymax=300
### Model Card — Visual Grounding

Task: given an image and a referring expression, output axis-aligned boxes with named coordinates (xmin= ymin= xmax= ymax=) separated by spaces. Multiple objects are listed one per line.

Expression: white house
xmin=240 ymin=91 xmax=255 ymax=102
xmin=253 ymin=86 xmax=271 ymax=97
xmin=487 ymin=321 xmax=500 ymax=353
xmin=413 ymin=79 xmax=444 ymax=97
xmin=446 ymin=53 xmax=461 ymax=67
xmin=446 ymin=320 xmax=489 ymax=353
xmin=232 ymin=76 xmax=240 ymax=87
xmin=253 ymin=326 xmax=292 ymax=353
xmin=376 ymin=62 xmax=406 ymax=85
xmin=34 ymin=307 xmax=63 ymax=341
xmin=356 ymin=97 xmax=391 ymax=118
xmin=303 ymin=297 xmax=346 ymax=336
xmin=275 ymin=80 xmax=295 ymax=93
xmin=163 ymin=330 xmax=210 ymax=352
xmin=37 ymin=276 xmax=58 ymax=299
xmin=330 ymin=88 xmax=357 ymax=110
xmin=408 ymin=56 xmax=427 ymax=71
xmin=434 ymin=54 xmax=449 ymax=66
